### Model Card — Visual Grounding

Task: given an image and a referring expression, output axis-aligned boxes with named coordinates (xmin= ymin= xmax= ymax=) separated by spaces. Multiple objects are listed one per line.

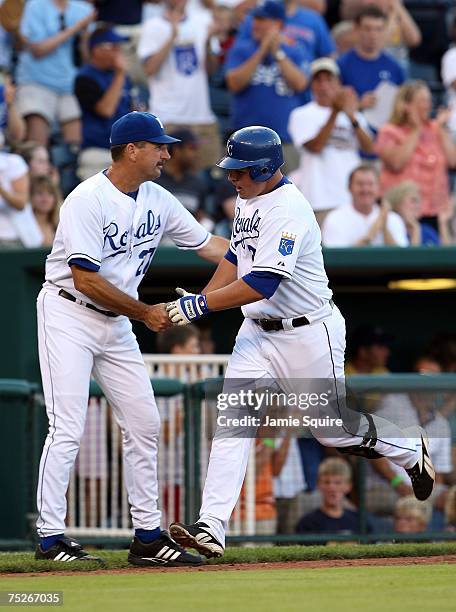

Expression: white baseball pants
xmin=36 ymin=288 xmax=161 ymax=536
xmin=199 ymin=306 xmax=419 ymax=546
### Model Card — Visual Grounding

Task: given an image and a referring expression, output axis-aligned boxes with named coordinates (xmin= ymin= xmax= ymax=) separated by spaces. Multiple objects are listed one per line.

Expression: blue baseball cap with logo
xmin=89 ymin=26 xmax=129 ymax=50
xmin=110 ymin=112 xmax=181 ymax=146
xmin=252 ymin=0 xmax=286 ymax=21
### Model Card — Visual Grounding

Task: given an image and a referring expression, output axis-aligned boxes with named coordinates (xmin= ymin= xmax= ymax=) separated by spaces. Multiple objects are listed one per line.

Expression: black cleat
xmin=169 ymin=522 xmax=224 ymax=559
xmin=406 ymin=429 xmax=435 ymax=501
xmin=128 ymin=530 xmax=204 ymax=567
xmin=35 ymin=536 xmax=104 ymax=563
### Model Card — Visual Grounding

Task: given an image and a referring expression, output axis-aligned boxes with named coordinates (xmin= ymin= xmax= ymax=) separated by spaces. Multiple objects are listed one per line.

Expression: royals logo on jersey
xmin=278 ymin=232 xmax=296 ymax=256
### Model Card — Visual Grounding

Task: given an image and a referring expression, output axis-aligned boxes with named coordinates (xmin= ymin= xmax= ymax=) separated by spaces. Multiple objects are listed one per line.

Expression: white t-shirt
xmin=441 ymin=46 xmax=456 ymax=135
xmin=0 ymin=151 xmax=43 ymax=248
xmin=45 ymin=172 xmax=210 ymax=307
xmin=273 ymin=437 xmax=306 ymax=499
xmin=367 ymin=393 xmax=453 ymax=488
xmin=229 ymin=180 xmax=333 ymax=319
xmin=288 ymin=102 xmax=368 ymax=211
xmin=137 ymin=13 xmax=216 ymax=125
xmin=322 ymin=203 xmax=408 ymax=247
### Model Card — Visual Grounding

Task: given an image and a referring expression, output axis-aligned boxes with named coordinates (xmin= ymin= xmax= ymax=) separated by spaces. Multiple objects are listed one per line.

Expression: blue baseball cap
xmin=89 ymin=26 xmax=129 ymax=50
xmin=110 ymin=112 xmax=181 ymax=146
xmin=252 ymin=1 xmax=286 ymax=21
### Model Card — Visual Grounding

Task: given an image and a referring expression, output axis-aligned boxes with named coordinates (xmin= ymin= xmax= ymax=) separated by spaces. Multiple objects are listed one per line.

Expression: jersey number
xmin=136 ymin=248 xmax=156 ymax=277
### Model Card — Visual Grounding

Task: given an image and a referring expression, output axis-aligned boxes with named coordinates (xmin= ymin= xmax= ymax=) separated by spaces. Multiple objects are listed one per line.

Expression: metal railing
xmin=1 ymin=369 xmax=456 ymax=546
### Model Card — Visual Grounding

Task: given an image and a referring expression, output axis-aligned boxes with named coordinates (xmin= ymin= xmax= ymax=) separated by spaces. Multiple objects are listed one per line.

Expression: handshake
xmin=166 ymin=287 xmax=210 ymax=326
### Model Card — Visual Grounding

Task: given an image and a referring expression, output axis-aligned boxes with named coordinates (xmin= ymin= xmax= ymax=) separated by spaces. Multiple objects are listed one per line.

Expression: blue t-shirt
xmin=75 ymin=64 xmax=133 ymax=149
xmin=224 ymin=39 xmax=306 ymax=143
xmin=238 ymin=9 xmax=334 ymax=62
xmin=96 ymin=0 xmax=143 ymax=25
xmin=296 ymin=508 xmax=362 ymax=534
xmin=237 ymin=8 xmax=335 ymax=106
xmin=337 ymin=48 xmax=405 ymax=97
xmin=420 ymin=222 xmax=440 ymax=246
xmin=17 ymin=0 xmax=93 ymax=94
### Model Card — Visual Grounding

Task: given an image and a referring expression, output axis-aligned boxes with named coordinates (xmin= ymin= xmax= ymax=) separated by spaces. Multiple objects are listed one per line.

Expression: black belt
xmin=254 ymin=315 xmax=310 ymax=332
xmin=58 ymin=289 xmax=118 ymax=318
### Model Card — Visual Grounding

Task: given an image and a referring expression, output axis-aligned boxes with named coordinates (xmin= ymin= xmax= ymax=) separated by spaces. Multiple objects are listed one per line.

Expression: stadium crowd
xmin=1 ymin=0 xmax=455 ymax=539
xmin=0 ymin=0 xmax=455 ymax=245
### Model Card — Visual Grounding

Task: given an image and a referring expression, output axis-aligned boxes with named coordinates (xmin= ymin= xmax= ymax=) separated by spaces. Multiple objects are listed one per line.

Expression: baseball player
xmin=35 ymin=111 xmax=227 ymax=566
xmin=165 ymin=126 xmax=435 ymax=558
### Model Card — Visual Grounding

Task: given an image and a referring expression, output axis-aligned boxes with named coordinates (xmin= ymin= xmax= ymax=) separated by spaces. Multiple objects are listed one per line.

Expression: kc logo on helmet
xmin=227 ymin=143 xmax=233 ymax=156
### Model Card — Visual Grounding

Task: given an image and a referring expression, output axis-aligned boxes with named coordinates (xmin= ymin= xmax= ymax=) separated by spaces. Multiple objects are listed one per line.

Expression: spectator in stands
xmin=0 ymin=146 xmax=43 ymax=247
xmin=441 ymin=15 xmax=456 ymax=138
xmin=274 ymin=431 xmax=307 ymax=535
xmin=30 ymin=175 xmax=62 ymax=246
xmin=156 ymin=324 xmax=201 ymax=356
xmin=211 ymin=174 xmax=237 ymax=238
xmin=366 ymin=389 xmax=453 ymax=516
xmin=331 ymin=20 xmax=357 ymax=56
xmin=154 ymin=129 xmax=213 ymax=230
xmin=155 ymin=324 xmax=202 ymax=523
xmin=92 ymin=0 xmax=149 ymax=85
xmin=13 ymin=141 xmax=60 ymax=186
xmin=445 ymin=485 xmax=456 ymax=531
xmin=376 ymin=80 xmax=456 ymax=229
xmin=75 ymin=25 xmax=133 ymax=180
xmin=296 ymin=457 xmax=364 ymax=535
xmin=384 ymin=181 xmax=453 ymax=246
xmin=288 ymin=57 xmax=373 ymax=225
xmin=341 ymin=0 xmax=421 ymax=72
xmin=15 ymin=0 xmax=97 ymax=146
xmin=322 ymin=164 xmax=408 ymax=246
xmin=0 ymin=74 xmax=26 ymax=144
xmin=137 ymin=0 xmax=221 ymax=170
xmin=337 ymin=5 xmax=405 ymax=127
xmin=394 ymin=496 xmax=431 ymax=534
xmin=237 ymin=0 xmax=335 ymax=65
xmin=345 ymin=324 xmax=391 ymax=375
xmin=225 ymin=0 xmax=307 ymax=169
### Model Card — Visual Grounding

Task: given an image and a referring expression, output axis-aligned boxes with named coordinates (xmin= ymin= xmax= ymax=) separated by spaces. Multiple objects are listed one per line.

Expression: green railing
xmin=1 ymin=375 xmax=455 ymax=549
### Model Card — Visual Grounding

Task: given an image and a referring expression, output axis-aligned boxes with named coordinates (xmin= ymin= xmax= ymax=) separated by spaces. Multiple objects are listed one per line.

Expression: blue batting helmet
xmin=217 ymin=126 xmax=284 ymax=182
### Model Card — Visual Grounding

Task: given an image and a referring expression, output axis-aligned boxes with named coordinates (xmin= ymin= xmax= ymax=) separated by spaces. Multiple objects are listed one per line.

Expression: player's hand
xmin=166 ymin=288 xmax=210 ymax=326
xmin=143 ymin=303 xmax=173 ymax=332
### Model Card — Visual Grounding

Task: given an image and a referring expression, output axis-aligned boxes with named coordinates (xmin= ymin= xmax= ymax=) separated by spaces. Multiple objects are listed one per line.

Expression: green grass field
xmin=1 ymin=542 xmax=456 ymax=573
xmin=1 ymin=565 xmax=455 ymax=612
xmin=1 ymin=543 xmax=455 ymax=611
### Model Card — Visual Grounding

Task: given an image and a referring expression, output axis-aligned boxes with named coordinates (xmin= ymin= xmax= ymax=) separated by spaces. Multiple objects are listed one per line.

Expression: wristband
xmin=262 ymin=438 xmax=275 ymax=449
xmin=351 ymin=119 xmax=359 ymax=129
xmin=390 ymin=474 xmax=404 ymax=488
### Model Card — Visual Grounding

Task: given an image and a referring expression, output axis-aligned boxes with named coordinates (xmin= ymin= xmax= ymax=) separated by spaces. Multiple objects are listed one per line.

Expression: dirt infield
xmin=4 ymin=554 xmax=456 ymax=578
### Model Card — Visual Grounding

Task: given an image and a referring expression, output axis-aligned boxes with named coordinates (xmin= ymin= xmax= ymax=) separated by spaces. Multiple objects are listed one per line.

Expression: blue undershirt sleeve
xmin=224 ymin=249 xmax=238 ymax=265
xmin=242 ymin=270 xmax=283 ymax=299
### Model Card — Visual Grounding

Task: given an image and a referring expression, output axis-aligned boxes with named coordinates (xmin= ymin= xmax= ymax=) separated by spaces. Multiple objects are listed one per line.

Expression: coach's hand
xmin=144 ymin=303 xmax=173 ymax=332
xmin=166 ymin=287 xmax=210 ymax=326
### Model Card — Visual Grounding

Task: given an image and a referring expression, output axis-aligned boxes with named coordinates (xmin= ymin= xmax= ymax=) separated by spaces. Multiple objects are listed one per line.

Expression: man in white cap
xmin=288 ymin=57 xmax=374 ymax=225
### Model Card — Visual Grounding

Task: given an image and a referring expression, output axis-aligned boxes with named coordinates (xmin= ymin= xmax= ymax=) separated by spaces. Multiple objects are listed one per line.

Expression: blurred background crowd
xmin=0 ymin=0 xmax=455 ymax=247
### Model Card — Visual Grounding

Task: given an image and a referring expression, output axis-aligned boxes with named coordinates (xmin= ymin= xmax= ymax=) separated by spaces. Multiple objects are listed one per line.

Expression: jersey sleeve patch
xmin=278 ymin=232 xmax=296 ymax=257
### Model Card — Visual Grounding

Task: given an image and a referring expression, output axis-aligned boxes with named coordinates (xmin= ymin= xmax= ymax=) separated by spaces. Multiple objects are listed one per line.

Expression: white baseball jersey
xmin=229 ymin=179 xmax=332 ymax=319
xmin=45 ymin=172 xmax=210 ymax=306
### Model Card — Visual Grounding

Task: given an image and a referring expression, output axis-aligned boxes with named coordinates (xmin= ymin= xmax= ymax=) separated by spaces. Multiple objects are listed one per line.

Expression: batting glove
xmin=166 ymin=287 xmax=210 ymax=326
